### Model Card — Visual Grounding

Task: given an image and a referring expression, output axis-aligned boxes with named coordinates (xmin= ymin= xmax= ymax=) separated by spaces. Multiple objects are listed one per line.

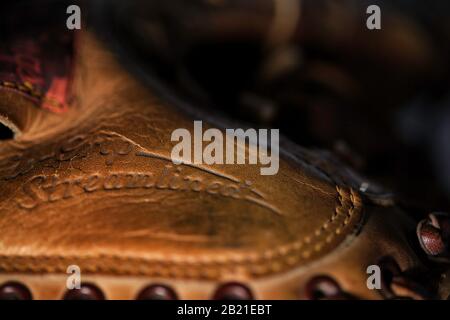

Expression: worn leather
xmin=0 ymin=31 xmax=423 ymax=299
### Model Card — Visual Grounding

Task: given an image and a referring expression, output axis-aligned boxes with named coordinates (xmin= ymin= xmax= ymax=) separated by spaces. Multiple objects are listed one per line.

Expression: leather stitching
xmin=0 ymin=186 xmax=363 ymax=279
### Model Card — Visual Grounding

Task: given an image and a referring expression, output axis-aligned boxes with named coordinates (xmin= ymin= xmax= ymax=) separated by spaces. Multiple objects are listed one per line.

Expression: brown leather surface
xmin=0 ymin=32 xmax=422 ymax=299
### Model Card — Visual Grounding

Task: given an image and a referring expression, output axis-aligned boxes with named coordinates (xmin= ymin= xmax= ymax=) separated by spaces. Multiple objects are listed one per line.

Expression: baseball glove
xmin=0 ymin=0 xmax=448 ymax=300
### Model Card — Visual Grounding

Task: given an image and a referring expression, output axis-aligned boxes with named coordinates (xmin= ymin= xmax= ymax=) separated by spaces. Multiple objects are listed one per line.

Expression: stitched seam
xmin=0 ymin=187 xmax=363 ymax=278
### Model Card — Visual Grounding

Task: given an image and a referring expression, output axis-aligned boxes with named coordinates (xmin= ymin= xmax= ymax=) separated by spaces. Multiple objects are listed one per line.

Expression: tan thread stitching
xmin=0 ymin=186 xmax=363 ymax=278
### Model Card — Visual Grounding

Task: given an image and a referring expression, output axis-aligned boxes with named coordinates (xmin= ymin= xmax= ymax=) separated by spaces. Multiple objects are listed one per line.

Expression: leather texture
xmin=0 ymin=31 xmax=427 ymax=299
